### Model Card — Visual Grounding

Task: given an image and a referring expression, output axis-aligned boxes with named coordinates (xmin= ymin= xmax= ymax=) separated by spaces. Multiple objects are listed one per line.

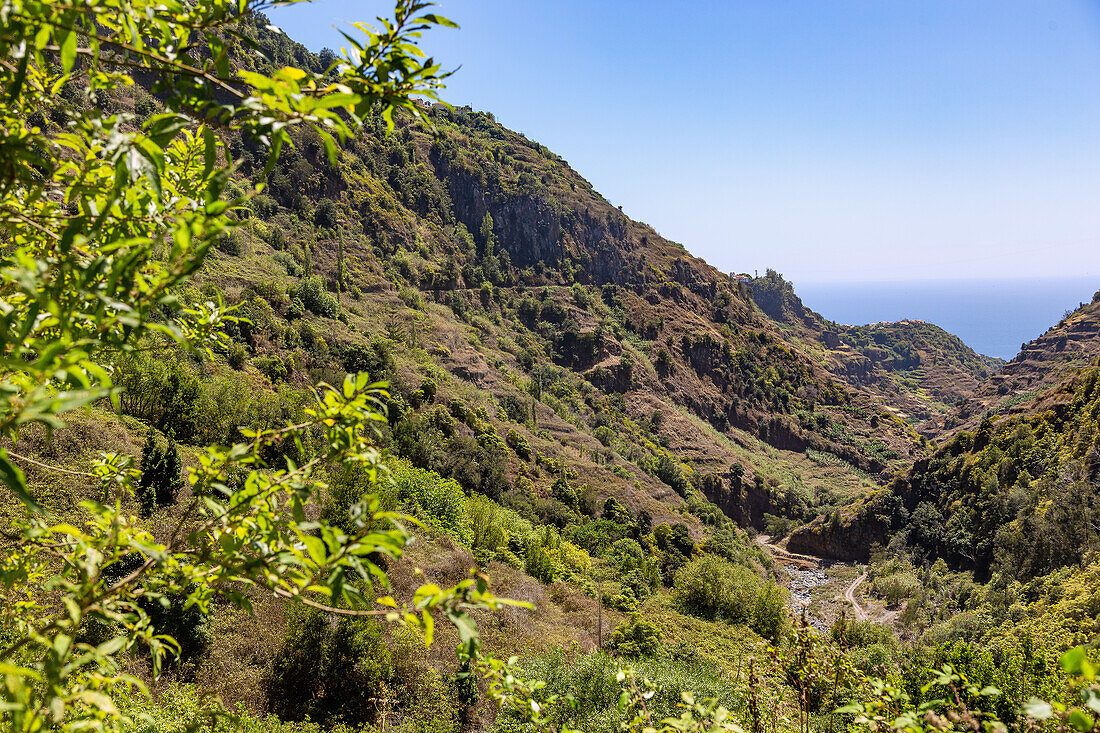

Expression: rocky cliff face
xmin=786 ymin=490 xmax=901 ymax=561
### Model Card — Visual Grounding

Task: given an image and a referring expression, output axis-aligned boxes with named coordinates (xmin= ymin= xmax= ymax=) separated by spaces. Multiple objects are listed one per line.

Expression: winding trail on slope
xmin=844 ymin=572 xmax=870 ymax=621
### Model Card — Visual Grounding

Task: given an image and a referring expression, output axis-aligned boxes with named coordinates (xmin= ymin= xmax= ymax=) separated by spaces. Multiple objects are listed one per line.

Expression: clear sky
xmin=270 ymin=1 xmax=1100 ymax=284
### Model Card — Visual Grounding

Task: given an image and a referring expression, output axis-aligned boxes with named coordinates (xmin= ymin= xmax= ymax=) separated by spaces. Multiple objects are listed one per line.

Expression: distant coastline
xmin=793 ymin=277 xmax=1099 ymax=360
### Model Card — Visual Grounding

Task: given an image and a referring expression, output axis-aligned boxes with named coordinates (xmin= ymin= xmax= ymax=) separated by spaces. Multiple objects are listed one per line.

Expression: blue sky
xmin=270 ymin=1 xmax=1100 ymax=284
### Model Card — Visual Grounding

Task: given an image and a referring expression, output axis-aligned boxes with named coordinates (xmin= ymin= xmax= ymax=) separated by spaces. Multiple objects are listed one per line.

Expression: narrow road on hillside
xmin=755 ymin=535 xmax=822 ymax=569
xmin=844 ymin=572 xmax=870 ymax=621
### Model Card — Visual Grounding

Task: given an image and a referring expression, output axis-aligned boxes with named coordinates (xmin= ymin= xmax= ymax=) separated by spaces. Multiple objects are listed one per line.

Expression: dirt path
xmin=755 ymin=535 xmax=824 ymax=569
xmin=756 ymin=535 xmax=901 ymax=627
xmin=844 ymin=572 xmax=870 ymax=621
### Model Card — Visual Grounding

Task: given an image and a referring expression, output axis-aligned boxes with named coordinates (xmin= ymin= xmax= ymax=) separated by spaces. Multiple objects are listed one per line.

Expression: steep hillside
xmin=786 ymin=295 xmax=1100 ymax=566
xmin=927 ymin=293 xmax=1100 ymax=436
xmin=790 ymin=359 xmax=1100 ymax=577
xmin=135 ymin=18 xmax=932 ymax=538
xmin=748 ymin=270 xmax=1003 ymax=425
xmin=0 ymin=15 xmax=939 ymax=728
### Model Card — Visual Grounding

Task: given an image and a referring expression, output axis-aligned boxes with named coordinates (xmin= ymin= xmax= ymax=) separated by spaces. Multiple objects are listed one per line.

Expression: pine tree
xmin=137 ymin=434 xmax=183 ymax=514
xmin=159 ymin=437 xmax=183 ymax=507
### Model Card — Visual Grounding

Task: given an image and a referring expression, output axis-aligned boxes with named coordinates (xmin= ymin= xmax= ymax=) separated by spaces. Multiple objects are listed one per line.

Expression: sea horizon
xmin=791 ymin=276 xmax=1099 ymax=360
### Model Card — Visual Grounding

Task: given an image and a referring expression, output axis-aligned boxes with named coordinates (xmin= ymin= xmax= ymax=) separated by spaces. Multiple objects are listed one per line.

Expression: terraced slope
xmin=748 ymin=270 xmax=1003 ymax=425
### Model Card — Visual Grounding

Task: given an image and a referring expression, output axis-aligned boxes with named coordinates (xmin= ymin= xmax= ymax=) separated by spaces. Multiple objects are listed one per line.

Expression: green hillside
xmin=4 ymin=3 xmax=1100 ymax=733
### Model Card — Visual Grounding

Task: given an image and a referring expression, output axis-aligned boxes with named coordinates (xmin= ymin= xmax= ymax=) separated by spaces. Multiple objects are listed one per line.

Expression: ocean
xmin=792 ymin=277 xmax=1100 ymax=360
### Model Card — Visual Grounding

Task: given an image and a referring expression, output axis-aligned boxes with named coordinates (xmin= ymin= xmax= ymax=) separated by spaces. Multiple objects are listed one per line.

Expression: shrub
xmin=506 ymin=428 xmax=532 ymax=460
xmin=551 ymin=476 xmax=577 ymax=507
xmin=499 ymin=392 xmax=530 ymax=424
xmin=227 ymin=341 xmax=248 ymax=370
xmin=672 ymin=556 xmax=788 ymax=641
xmin=314 ymin=197 xmax=338 ymax=228
xmin=871 ymin=571 xmax=921 ymax=607
xmin=215 ymin=230 xmax=242 ymax=255
xmin=294 ymin=276 xmax=339 ymax=319
xmin=343 ymin=336 xmax=394 ymax=379
xmin=252 ymin=354 xmax=288 ymax=383
xmin=593 ymin=425 xmax=615 ymax=447
xmin=252 ymin=193 xmax=278 ymax=218
xmin=602 ymin=496 xmax=633 ymax=525
xmin=607 ymin=614 xmax=661 ymax=657
xmin=263 ymin=607 xmax=392 ymax=726
xmin=467 ymin=494 xmax=508 ymax=563
xmin=399 ymin=286 xmax=423 ymax=310
xmin=569 ymin=519 xmax=630 ymax=555
xmin=526 ymin=541 xmax=555 ymax=582
xmin=137 ymin=435 xmax=183 ymax=515
xmin=388 ymin=458 xmax=470 ymax=543
xmin=652 ymin=451 xmax=691 ymax=496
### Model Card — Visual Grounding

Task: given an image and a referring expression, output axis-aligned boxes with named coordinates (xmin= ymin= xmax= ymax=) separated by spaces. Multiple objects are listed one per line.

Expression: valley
xmin=0 ymin=3 xmax=1099 ymax=733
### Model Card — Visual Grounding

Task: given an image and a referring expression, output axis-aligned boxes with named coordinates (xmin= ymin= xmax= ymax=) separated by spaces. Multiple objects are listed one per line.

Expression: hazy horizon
xmin=792 ymin=275 xmax=1098 ymax=359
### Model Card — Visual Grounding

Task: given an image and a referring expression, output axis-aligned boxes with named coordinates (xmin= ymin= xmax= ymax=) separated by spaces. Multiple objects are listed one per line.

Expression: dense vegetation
xmin=3 ymin=1 xmax=1100 ymax=733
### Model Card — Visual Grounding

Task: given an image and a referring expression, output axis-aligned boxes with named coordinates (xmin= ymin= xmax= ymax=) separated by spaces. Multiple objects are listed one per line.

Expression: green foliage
xmin=264 ymin=607 xmax=393 ymax=726
xmin=389 ymin=458 xmax=471 ymax=543
xmin=506 ymin=428 xmax=532 ymax=460
xmin=253 ymin=353 xmax=289 ymax=383
xmin=608 ymin=614 xmax=662 ymax=657
xmin=489 ymin=649 xmax=742 ymax=733
xmin=468 ymin=493 xmax=509 ymax=563
xmin=136 ymin=435 xmax=183 ymax=515
xmin=295 ymin=276 xmax=340 ymax=319
xmin=672 ymin=556 xmax=789 ymax=641
xmin=895 ymin=366 xmax=1100 ymax=579
xmin=0 ymin=2 xmax=522 ymax=728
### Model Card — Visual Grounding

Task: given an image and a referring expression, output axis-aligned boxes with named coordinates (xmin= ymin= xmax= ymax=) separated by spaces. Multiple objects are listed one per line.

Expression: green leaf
xmin=1061 ymin=647 xmax=1096 ymax=679
xmin=416 ymin=13 xmax=459 ymax=28
xmin=60 ymin=29 xmax=77 ymax=73
xmin=0 ymin=449 xmax=37 ymax=513
xmin=1083 ymin=688 xmax=1100 ymax=714
xmin=1023 ymin=698 xmax=1053 ymax=720
xmin=302 ymin=535 xmax=326 ymax=565
xmin=1068 ymin=709 xmax=1095 ymax=732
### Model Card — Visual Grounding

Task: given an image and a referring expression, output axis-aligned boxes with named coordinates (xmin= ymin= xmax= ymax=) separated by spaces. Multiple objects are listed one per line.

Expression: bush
xmin=672 ymin=556 xmax=788 ymax=641
xmin=607 ymin=614 xmax=661 ymax=657
xmin=263 ymin=607 xmax=392 ymax=726
xmin=227 ymin=341 xmax=248 ymax=370
xmin=136 ymin=435 xmax=183 ymax=515
xmin=294 ymin=276 xmax=339 ymax=319
xmin=399 ymin=286 xmax=423 ymax=310
xmin=388 ymin=458 xmax=470 ymax=543
xmin=506 ymin=428 xmax=531 ymax=460
xmin=215 ymin=230 xmax=242 ymax=255
xmin=252 ymin=354 xmax=288 ymax=383
xmin=467 ymin=494 xmax=508 ymax=563
xmin=499 ymin=392 xmax=530 ymax=424
xmin=343 ymin=336 xmax=395 ymax=381
xmin=551 ymin=476 xmax=577 ymax=507
xmin=593 ymin=425 xmax=615 ymax=447
xmin=506 ymin=649 xmax=739 ymax=732
xmin=652 ymin=451 xmax=691 ymax=496
xmin=872 ymin=571 xmax=921 ymax=607
xmin=314 ymin=197 xmax=338 ymax=228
